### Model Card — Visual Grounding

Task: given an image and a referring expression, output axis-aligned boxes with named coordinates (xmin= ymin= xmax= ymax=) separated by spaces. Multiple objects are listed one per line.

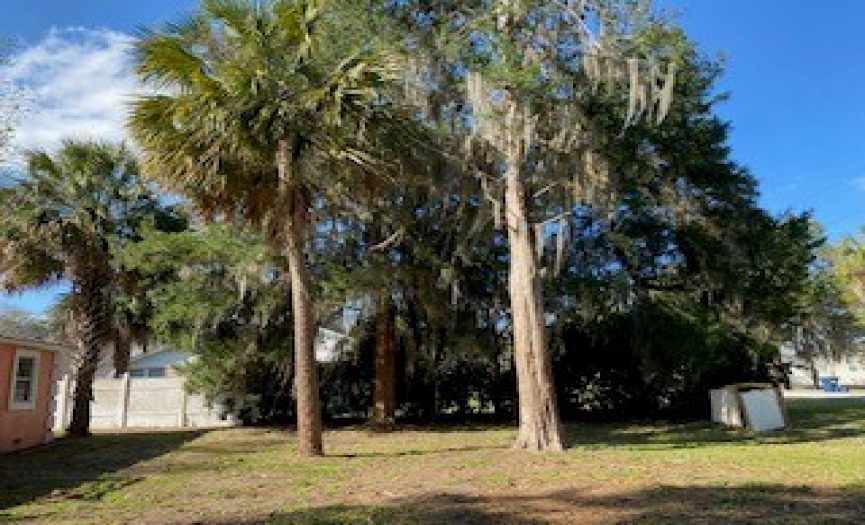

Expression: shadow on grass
xmin=563 ymin=398 xmax=865 ymax=451
xmin=331 ymin=444 xmax=504 ymax=459
xmin=0 ymin=430 xmax=206 ymax=513
xmin=205 ymin=484 xmax=865 ymax=524
xmin=326 ymin=398 xmax=865 ymax=455
xmin=324 ymin=421 xmax=518 ymax=434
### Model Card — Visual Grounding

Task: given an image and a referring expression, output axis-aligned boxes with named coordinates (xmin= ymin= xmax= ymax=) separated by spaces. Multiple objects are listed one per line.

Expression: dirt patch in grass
xmin=2 ymin=399 xmax=865 ymax=524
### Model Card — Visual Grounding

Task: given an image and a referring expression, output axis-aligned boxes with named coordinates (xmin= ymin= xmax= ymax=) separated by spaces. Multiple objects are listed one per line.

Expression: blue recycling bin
xmin=819 ymin=376 xmax=847 ymax=392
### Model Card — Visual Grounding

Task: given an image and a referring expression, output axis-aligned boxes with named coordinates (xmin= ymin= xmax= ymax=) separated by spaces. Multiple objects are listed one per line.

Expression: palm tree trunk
xmin=505 ymin=158 xmax=565 ymax=452
xmin=67 ymin=270 xmax=110 ymax=437
xmin=112 ymin=321 xmax=132 ymax=377
xmin=278 ymin=140 xmax=323 ymax=457
xmin=372 ymin=295 xmax=397 ymax=427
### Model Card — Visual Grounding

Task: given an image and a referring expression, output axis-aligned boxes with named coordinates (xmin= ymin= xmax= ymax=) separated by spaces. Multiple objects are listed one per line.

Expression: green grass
xmin=2 ymin=398 xmax=865 ymax=524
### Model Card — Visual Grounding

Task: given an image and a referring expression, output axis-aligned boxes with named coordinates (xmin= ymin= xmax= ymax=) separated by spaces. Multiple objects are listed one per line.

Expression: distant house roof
xmin=319 ymin=302 xmax=363 ymax=336
xmin=0 ymin=335 xmax=70 ymax=354
xmin=129 ymin=349 xmax=192 ymax=370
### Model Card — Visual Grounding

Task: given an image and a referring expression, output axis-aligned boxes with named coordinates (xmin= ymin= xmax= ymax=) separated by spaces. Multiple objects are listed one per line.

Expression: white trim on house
xmin=8 ymin=348 xmax=40 ymax=411
xmin=315 ymin=327 xmax=352 ymax=363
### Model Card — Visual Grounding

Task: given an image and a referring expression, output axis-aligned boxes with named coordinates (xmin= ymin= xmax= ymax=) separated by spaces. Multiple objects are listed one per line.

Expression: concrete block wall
xmin=55 ymin=374 xmax=237 ymax=430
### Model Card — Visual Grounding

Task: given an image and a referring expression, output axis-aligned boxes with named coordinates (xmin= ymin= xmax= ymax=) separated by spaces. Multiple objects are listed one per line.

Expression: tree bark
xmin=67 ymin=269 xmax=110 ymax=437
xmin=371 ymin=295 xmax=397 ymax=427
xmin=487 ymin=0 xmax=564 ymax=450
xmin=279 ymin=140 xmax=323 ymax=457
xmin=112 ymin=320 xmax=132 ymax=377
xmin=505 ymin=160 xmax=565 ymax=452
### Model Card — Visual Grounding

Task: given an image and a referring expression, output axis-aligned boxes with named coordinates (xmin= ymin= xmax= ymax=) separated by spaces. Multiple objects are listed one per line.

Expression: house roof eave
xmin=0 ymin=336 xmax=72 ymax=354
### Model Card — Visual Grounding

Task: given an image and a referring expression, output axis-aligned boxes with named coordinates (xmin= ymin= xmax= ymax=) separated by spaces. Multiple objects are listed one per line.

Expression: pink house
xmin=0 ymin=336 xmax=67 ymax=453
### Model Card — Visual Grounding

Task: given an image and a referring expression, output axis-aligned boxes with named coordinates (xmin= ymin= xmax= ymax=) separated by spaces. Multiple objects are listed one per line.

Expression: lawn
xmin=2 ymin=398 xmax=865 ymax=524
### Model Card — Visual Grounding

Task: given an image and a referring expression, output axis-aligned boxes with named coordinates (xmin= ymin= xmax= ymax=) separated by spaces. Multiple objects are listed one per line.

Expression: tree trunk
xmin=67 ymin=270 xmax=110 ymax=437
xmin=279 ymin=140 xmax=323 ymax=457
xmin=488 ymin=0 xmax=564 ymax=450
xmin=505 ymin=164 xmax=565 ymax=452
xmin=371 ymin=295 xmax=397 ymax=427
xmin=112 ymin=321 xmax=132 ymax=377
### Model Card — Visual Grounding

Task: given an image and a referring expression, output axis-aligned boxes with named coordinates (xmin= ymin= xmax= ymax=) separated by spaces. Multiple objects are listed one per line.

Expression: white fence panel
xmin=54 ymin=373 xmax=237 ymax=430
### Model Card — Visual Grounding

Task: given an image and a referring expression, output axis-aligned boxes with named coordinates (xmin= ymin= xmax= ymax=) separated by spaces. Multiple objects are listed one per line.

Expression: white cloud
xmin=0 ymin=27 xmax=145 ymax=165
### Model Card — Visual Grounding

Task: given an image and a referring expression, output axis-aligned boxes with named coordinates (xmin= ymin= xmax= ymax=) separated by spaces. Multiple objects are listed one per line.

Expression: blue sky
xmin=1 ymin=0 xmax=864 ymax=314
xmin=666 ymin=0 xmax=865 ymax=236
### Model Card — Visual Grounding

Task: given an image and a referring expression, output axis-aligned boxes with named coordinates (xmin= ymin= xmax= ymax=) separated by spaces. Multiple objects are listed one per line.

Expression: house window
xmin=130 ymin=367 xmax=167 ymax=378
xmin=9 ymin=349 xmax=39 ymax=410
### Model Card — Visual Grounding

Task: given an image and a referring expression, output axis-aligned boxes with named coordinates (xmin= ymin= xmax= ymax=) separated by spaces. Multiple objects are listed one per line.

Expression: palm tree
xmin=129 ymin=0 xmax=405 ymax=456
xmin=0 ymin=140 xmax=164 ymax=436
